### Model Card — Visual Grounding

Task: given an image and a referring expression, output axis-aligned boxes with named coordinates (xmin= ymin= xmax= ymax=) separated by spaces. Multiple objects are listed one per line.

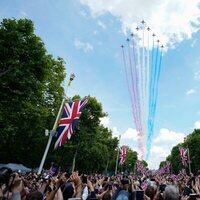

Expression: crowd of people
xmin=0 ymin=167 xmax=200 ymax=200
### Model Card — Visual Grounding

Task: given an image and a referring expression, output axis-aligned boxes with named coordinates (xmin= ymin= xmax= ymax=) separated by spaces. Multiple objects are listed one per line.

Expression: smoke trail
xmin=127 ymin=39 xmax=139 ymax=130
xmin=141 ymin=26 xmax=146 ymax=153
xmin=122 ymin=46 xmax=144 ymax=158
xmin=146 ymin=42 xmax=162 ymax=159
xmin=137 ymin=33 xmax=145 ymax=158
xmin=131 ymin=34 xmax=145 ymax=158
xmin=121 ymin=46 xmax=137 ymax=124
xmin=146 ymin=35 xmax=156 ymax=159
xmin=145 ymin=28 xmax=150 ymax=152
xmin=151 ymin=49 xmax=163 ymax=130
xmin=129 ymin=36 xmax=141 ymax=133
xmin=150 ymin=42 xmax=159 ymax=123
xmin=121 ymin=23 xmax=164 ymax=160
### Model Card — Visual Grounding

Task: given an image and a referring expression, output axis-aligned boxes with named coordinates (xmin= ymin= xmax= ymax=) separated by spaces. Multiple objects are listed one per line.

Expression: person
xmin=163 ymin=185 xmax=179 ymax=200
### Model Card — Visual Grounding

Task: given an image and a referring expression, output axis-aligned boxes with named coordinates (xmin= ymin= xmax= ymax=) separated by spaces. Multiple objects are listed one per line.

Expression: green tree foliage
xmin=141 ymin=160 xmax=148 ymax=168
xmin=120 ymin=148 xmax=138 ymax=173
xmin=49 ymin=96 xmax=119 ymax=173
xmin=159 ymin=129 xmax=200 ymax=174
xmin=184 ymin=129 xmax=200 ymax=172
xmin=159 ymin=161 xmax=167 ymax=169
xmin=0 ymin=19 xmax=65 ymax=167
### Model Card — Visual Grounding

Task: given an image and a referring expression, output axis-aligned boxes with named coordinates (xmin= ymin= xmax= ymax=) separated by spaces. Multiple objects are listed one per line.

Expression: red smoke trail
xmin=127 ymin=39 xmax=140 ymax=132
xmin=122 ymin=46 xmax=144 ymax=158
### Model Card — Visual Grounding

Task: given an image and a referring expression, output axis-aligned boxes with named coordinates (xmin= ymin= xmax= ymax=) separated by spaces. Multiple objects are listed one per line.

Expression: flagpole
xmin=38 ymin=73 xmax=76 ymax=175
xmin=115 ymin=135 xmax=121 ymax=175
xmin=187 ymin=146 xmax=192 ymax=174
xmin=38 ymin=99 xmax=65 ymax=175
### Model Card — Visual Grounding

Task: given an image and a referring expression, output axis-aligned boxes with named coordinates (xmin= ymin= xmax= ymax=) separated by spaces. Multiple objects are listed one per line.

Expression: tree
xmin=49 ymin=96 xmax=119 ymax=173
xmin=159 ymin=161 xmax=166 ymax=169
xmin=141 ymin=160 xmax=148 ymax=168
xmin=184 ymin=129 xmax=200 ymax=173
xmin=0 ymin=19 xmax=66 ymax=167
xmin=121 ymin=148 xmax=138 ymax=172
xmin=162 ymin=129 xmax=200 ymax=174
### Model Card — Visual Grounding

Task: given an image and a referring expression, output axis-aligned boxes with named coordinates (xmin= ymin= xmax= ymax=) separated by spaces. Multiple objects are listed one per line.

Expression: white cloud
xmin=194 ymin=120 xmax=200 ymax=129
xmin=80 ymin=0 xmax=200 ymax=48
xmin=121 ymin=128 xmax=138 ymax=140
xmin=147 ymin=128 xmax=185 ymax=169
xmin=74 ymin=38 xmax=93 ymax=53
xmin=186 ymin=89 xmax=196 ymax=95
xmin=100 ymin=116 xmax=110 ymax=127
xmin=112 ymin=126 xmax=119 ymax=135
xmin=97 ymin=20 xmax=106 ymax=29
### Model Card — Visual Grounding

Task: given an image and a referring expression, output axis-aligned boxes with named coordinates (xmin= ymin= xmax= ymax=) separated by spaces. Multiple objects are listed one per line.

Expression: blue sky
xmin=1 ymin=0 xmax=200 ymax=169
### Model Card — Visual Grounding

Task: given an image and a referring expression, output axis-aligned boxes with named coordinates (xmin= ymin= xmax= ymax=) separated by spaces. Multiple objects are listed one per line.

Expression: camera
xmin=189 ymin=194 xmax=199 ymax=200
xmin=0 ymin=167 xmax=13 ymax=186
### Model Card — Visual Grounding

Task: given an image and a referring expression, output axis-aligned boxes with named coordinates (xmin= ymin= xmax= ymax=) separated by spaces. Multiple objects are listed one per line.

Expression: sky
xmin=1 ymin=0 xmax=200 ymax=169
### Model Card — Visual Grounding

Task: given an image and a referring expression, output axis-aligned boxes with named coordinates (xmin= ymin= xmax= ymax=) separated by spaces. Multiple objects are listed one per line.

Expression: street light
xmin=70 ymin=73 xmax=75 ymax=82
xmin=45 ymin=129 xmax=49 ymax=136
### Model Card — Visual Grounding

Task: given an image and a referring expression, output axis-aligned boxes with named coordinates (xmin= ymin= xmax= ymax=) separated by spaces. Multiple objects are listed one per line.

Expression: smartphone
xmin=159 ymin=184 xmax=166 ymax=193
xmin=48 ymin=164 xmax=59 ymax=177
xmin=136 ymin=190 xmax=144 ymax=200
xmin=189 ymin=194 xmax=199 ymax=200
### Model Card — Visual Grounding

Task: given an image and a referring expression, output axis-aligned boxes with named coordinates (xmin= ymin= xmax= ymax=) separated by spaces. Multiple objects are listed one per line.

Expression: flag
xmin=48 ymin=164 xmax=59 ymax=177
xmin=136 ymin=160 xmax=147 ymax=174
xmin=167 ymin=162 xmax=171 ymax=170
xmin=54 ymin=99 xmax=88 ymax=149
xmin=164 ymin=162 xmax=171 ymax=172
xmin=179 ymin=147 xmax=188 ymax=167
xmin=118 ymin=146 xmax=127 ymax=165
xmin=141 ymin=181 xmax=148 ymax=191
xmin=136 ymin=160 xmax=142 ymax=171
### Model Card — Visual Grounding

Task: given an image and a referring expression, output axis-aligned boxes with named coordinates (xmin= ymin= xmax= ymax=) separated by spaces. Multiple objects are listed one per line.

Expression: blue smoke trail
xmin=151 ymin=50 xmax=163 ymax=129
xmin=146 ymin=47 xmax=163 ymax=159
xmin=146 ymin=37 xmax=155 ymax=159
xmin=150 ymin=43 xmax=159 ymax=129
xmin=146 ymin=42 xmax=159 ymax=159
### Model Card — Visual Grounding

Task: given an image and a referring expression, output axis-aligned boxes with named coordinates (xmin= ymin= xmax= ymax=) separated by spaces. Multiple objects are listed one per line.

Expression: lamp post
xmin=115 ymin=135 xmax=121 ymax=175
xmin=70 ymin=73 xmax=75 ymax=81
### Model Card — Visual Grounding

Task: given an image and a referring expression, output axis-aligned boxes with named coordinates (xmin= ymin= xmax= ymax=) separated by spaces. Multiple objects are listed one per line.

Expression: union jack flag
xmin=179 ymin=147 xmax=188 ymax=167
xmin=136 ymin=160 xmax=147 ymax=174
xmin=54 ymin=99 xmax=88 ymax=149
xmin=118 ymin=146 xmax=127 ymax=165
xmin=48 ymin=164 xmax=59 ymax=177
xmin=165 ymin=162 xmax=171 ymax=171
